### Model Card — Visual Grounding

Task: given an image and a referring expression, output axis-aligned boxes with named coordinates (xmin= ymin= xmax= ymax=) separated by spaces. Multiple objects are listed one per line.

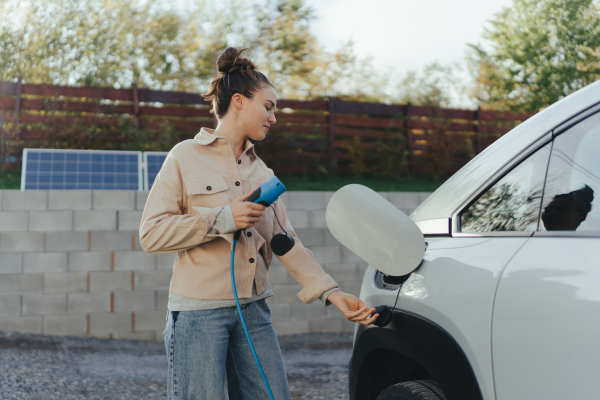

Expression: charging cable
xmin=232 ymin=229 xmax=275 ymax=400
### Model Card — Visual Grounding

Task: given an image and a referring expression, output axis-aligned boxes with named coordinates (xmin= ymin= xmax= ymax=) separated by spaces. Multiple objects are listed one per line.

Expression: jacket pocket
xmin=185 ymin=176 xmax=231 ymax=208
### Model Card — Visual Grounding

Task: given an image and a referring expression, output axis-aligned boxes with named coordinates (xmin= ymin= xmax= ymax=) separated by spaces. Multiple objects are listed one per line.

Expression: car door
xmin=492 ymin=111 xmax=600 ymax=399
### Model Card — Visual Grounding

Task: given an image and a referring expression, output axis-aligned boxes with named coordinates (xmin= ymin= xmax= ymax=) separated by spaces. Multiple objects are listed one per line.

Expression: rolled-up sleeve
xmin=271 ymin=197 xmax=338 ymax=304
xmin=139 ymin=149 xmax=223 ymax=254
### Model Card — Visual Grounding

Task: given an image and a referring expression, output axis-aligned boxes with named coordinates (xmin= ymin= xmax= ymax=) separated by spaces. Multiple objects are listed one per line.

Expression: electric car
xmin=326 ymin=79 xmax=600 ymax=400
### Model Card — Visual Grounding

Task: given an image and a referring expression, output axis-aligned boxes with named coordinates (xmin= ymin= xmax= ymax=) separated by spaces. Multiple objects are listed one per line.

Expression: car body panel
xmin=492 ymin=237 xmax=600 ymax=399
xmin=411 ymin=80 xmax=600 ymax=223
xmin=359 ymin=237 xmax=531 ymax=400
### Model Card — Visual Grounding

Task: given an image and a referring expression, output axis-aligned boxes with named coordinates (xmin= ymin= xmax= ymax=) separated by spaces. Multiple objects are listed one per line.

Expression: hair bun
xmin=216 ymin=47 xmax=256 ymax=75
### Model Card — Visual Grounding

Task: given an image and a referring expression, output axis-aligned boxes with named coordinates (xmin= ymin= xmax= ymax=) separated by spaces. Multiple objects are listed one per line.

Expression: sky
xmin=303 ymin=0 xmax=514 ymax=75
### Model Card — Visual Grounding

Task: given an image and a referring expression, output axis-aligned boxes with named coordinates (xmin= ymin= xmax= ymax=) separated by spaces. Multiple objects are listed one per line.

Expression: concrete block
xmin=23 ymin=252 xmax=67 ymax=273
xmin=113 ymin=290 xmax=155 ymax=311
xmin=341 ymin=281 xmax=362 ymax=297
xmin=133 ymin=230 xmax=143 ymax=251
xmin=89 ymin=271 xmax=132 ymax=292
xmin=43 ymin=272 xmax=88 ymax=294
xmin=43 ymin=313 xmax=87 ymax=336
xmin=309 ymin=318 xmax=344 ymax=333
xmin=112 ymin=330 xmax=156 ymax=341
xmin=309 ymin=210 xmax=328 ymax=228
xmin=323 ymin=230 xmax=341 ymax=246
xmin=0 ymin=232 xmax=44 ymax=252
xmin=286 ymin=210 xmax=309 ymax=228
xmin=118 ymin=210 xmax=143 ymax=230
xmin=288 ymin=192 xmax=326 ymax=210
xmin=2 ymin=190 xmax=47 ymax=210
xmin=388 ymin=192 xmax=422 ymax=210
xmin=91 ymin=230 xmax=134 ymax=251
xmin=0 ymin=190 xmax=2 ymax=209
xmin=134 ymin=270 xmax=172 ymax=290
xmin=67 ymin=292 xmax=110 ymax=314
xmin=155 ymin=329 xmax=166 ymax=342
xmin=0 ymin=253 xmax=23 ymax=273
xmin=134 ymin=309 xmax=167 ymax=331
xmin=73 ymin=210 xmax=117 ymax=230
xmin=267 ymin=265 xmax=292 ymax=285
xmin=114 ymin=251 xmax=155 ymax=271
xmin=270 ymin=256 xmax=283 ymax=267
xmin=269 ymin=284 xmax=303 ymax=304
xmin=268 ymin=303 xmax=291 ymax=323
xmin=418 ymin=192 xmax=433 ymax=203
xmin=324 ymin=263 xmax=360 ymax=282
xmin=0 ymin=315 xmax=42 ymax=333
xmin=136 ymin=191 xmax=149 ymax=210
xmin=290 ymin=302 xmax=327 ymax=322
xmin=272 ymin=320 xmax=308 ymax=336
xmin=156 ymin=289 xmax=169 ymax=310
xmin=0 ymin=295 xmax=21 ymax=316
xmin=342 ymin=319 xmax=356 ymax=333
xmin=93 ymin=191 xmax=135 ymax=210
xmin=48 ymin=190 xmax=92 ymax=210
xmin=0 ymin=273 xmax=42 ymax=294
xmin=294 ymin=228 xmax=325 ymax=247
xmin=89 ymin=311 xmax=132 ymax=334
xmin=309 ymin=246 xmax=343 ymax=264
xmin=156 ymin=253 xmax=177 ymax=270
xmin=22 ymin=293 xmax=66 ymax=315
xmin=0 ymin=211 xmax=28 ymax=231
xmin=278 ymin=192 xmax=290 ymax=209
xmin=323 ymin=191 xmax=336 ymax=208
xmin=29 ymin=211 xmax=73 ymax=231
xmin=68 ymin=251 xmax=111 ymax=272
xmin=342 ymin=247 xmax=364 ymax=263
xmin=44 ymin=231 xmax=88 ymax=252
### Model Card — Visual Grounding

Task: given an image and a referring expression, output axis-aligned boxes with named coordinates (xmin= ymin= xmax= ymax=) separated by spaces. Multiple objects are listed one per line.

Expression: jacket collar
xmin=195 ymin=127 xmax=257 ymax=158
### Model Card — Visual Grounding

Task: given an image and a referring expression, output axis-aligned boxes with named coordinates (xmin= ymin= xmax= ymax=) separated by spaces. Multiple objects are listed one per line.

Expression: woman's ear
xmin=231 ymin=93 xmax=246 ymax=110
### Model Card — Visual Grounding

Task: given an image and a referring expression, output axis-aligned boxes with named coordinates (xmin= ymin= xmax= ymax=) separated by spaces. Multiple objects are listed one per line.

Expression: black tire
xmin=376 ymin=379 xmax=447 ymax=400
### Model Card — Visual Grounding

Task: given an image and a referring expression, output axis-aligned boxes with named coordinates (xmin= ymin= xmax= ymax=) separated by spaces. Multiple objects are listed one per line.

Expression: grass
xmin=0 ymin=170 xmax=444 ymax=192
xmin=280 ymin=175 xmax=444 ymax=192
xmin=0 ymin=170 xmax=21 ymax=189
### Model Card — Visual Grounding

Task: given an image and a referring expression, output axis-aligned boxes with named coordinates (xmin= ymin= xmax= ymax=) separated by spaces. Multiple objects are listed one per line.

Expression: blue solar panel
xmin=22 ymin=149 xmax=143 ymax=190
xmin=143 ymin=152 xmax=168 ymax=190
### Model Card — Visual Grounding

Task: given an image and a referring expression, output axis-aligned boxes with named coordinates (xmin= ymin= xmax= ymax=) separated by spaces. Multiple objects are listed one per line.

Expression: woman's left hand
xmin=326 ymin=290 xmax=379 ymax=326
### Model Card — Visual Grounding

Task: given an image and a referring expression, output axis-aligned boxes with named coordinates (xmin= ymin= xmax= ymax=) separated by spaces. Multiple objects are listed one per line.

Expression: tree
xmin=468 ymin=0 xmax=600 ymax=112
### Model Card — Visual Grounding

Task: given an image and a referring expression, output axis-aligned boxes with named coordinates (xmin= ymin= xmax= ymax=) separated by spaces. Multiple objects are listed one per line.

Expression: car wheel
xmin=376 ymin=379 xmax=446 ymax=400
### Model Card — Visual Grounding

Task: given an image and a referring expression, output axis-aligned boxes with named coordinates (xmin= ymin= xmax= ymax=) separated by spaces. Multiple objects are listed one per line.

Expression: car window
xmin=540 ymin=112 xmax=600 ymax=233
xmin=460 ymin=142 xmax=552 ymax=232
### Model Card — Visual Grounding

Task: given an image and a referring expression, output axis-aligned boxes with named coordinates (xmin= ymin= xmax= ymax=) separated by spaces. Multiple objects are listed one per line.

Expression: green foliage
xmin=0 ymin=169 xmax=20 ymax=189
xmin=468 ymin=0 xmax=600 ymax=112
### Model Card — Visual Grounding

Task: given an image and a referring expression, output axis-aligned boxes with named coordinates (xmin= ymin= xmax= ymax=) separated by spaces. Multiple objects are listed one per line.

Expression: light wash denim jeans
xmin=163 ymin=299 xmax=291 ymax=400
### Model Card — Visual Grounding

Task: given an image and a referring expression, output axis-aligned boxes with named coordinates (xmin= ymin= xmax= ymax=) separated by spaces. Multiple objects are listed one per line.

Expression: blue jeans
xmin=163 ymin=299 xmax=291 ymax=400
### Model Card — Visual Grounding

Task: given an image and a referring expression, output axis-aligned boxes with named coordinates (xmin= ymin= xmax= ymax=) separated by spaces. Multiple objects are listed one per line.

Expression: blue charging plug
xmin=231 ymin=176 xmax=289 ymax=400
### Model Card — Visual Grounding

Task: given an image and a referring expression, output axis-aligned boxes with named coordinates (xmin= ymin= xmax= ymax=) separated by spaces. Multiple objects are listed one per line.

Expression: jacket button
xmin=206 ymin=186 xmax=212 ymax=191
xmin=247 ymin=232 xmax=252 ymax=237
xmin=249 ymin=258 xmax=255 ymax=263
xmin=235 ymin=181 xmax=240 ymax=186
xmin=237 ymin=160 xmax=242 ymax=164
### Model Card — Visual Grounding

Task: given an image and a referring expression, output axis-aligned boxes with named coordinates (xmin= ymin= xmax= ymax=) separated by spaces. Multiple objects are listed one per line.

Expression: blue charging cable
xmin=231 ymin=237 xmax=275 ymax=400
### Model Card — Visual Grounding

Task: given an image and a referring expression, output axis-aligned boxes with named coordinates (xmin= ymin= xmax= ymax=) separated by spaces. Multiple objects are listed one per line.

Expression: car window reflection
xmin=540 ymin=112 xmax=600 ymax=232
xmin=461 ymin=143 xmax=551 ymax=232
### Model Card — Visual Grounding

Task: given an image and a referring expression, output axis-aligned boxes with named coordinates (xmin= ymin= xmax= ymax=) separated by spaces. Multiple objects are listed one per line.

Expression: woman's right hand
xmin=230 ymin=191 xmax=265 ymax=230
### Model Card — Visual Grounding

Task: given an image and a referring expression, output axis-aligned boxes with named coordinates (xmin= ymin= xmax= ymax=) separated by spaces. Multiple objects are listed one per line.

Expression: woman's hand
xmin=326 ymin=290 xmax=379 ymax=326
xmin=230 ymin=191 xmax=265 ymax=229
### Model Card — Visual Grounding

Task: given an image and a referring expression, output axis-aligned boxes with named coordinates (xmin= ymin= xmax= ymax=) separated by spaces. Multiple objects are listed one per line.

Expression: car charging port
xmin=371 ymin=305 xmax=393 ymax=327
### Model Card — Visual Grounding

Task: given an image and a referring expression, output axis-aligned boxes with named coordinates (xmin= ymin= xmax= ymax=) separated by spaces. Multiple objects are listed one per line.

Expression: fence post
xmin=327 ymin=97 xmax=337 ymax=177
xmin=0 ymin=112 xmax=5 ymax=177
xmin=476 ymin=106 xmax=482 ymax=154
xmin=14 ymin=76 xmax=22 ymax=138
xmin=405 ymin=102 xmax=416 ymax=176
xmin=132 ymin=81 xmax=140 ymax=131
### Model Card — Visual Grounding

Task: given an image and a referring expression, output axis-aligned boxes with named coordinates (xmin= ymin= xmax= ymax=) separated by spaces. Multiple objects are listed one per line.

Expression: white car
xmin=326 ymin=80 xmax=600 ymax=400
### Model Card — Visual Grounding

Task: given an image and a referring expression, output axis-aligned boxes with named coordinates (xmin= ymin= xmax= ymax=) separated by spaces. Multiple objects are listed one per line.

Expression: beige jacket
xmin=139 ymin=128 xmax=338 ymax=303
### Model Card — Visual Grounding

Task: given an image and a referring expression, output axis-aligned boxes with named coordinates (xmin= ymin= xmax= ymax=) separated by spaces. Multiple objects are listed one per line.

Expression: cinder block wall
xmin=0 ymin=190 xmax=430 ymax=340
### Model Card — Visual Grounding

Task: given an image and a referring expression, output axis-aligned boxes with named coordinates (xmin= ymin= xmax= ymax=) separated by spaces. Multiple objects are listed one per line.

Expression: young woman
xmin=140 ymin=47 xmax=379 ymax=400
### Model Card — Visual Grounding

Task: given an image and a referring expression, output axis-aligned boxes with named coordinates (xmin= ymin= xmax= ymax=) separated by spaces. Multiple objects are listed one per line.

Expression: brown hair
xmin=203 ymin=47 xmax=273 ymax=118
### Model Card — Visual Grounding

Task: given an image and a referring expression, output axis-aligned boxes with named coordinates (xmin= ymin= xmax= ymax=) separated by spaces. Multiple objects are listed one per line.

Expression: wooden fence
xmin=0 ymin=79 xmax=533 ymax=178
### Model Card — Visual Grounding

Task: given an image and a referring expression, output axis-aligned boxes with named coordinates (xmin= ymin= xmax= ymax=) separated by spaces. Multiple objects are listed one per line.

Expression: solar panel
xmin=143 ymin=151 xmax=168 ymax=190
xmin=21 ymin=149 xmax=143 ymax=190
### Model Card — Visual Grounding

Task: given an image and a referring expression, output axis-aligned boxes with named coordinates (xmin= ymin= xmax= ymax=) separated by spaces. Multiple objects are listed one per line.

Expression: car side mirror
xmin=326 ymin=184 xmax=426 ymax=276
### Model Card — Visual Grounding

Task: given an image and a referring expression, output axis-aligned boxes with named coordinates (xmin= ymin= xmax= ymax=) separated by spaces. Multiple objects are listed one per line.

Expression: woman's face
xmin=238 ymin=85 xmax=277 ymax=141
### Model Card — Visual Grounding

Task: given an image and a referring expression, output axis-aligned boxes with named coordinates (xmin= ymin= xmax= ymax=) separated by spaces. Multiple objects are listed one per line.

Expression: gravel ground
xmin=0 ymin=331 xmax=353 ymax=400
